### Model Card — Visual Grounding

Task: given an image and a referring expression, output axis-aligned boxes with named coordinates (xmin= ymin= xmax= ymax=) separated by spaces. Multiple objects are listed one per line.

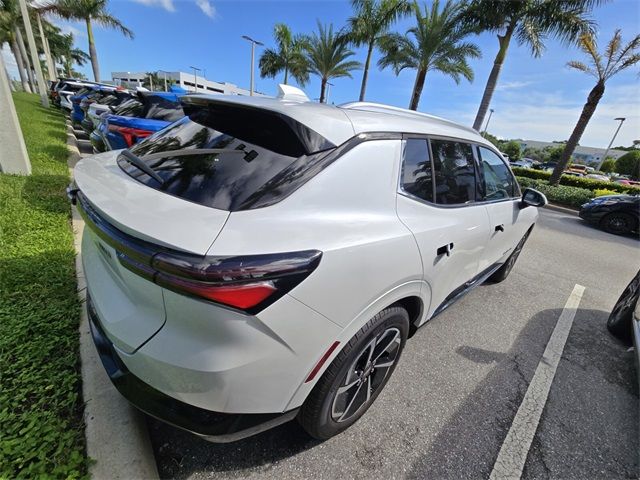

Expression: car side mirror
xmin=520 ymin=188 xmax=548 ymax=209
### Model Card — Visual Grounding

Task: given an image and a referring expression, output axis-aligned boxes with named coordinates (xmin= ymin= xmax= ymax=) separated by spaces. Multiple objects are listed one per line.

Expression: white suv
xmin=71 ymin=86 xmax=546 ymax=442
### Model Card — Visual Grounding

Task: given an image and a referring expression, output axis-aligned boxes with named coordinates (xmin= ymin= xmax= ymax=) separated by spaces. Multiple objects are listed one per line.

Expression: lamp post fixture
xmin=598 ymin=117 xmax=626 ymax=170
xmin=189 ymin=66 xmax=201 ymax=93
xmin=482 ymin=108 xmax=494 ymax=137
xmin=241 ymin=35 xmax=264 ymax=96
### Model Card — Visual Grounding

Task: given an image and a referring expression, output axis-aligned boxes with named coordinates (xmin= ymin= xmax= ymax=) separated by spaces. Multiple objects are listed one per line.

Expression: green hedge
xmin=516 ymin=177 xmax=593 ymax=209
xmin=512 ymin=167 xmax=640 ymax=194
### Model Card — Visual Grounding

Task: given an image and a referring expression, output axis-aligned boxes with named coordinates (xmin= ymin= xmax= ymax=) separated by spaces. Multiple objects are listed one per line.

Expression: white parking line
xmin=489 ymin=284 xmax=586 ymax=480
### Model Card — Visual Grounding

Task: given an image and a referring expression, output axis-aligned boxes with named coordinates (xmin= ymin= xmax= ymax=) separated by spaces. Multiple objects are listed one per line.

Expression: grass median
xmin=0 ymin=93 xmax=87 ymax=478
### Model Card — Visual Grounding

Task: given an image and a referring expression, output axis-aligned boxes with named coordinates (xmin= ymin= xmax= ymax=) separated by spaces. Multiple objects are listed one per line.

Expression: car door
xmin=476 ymin=145 xmax=530 ymax=272
xmin=396 ymin=137 xmax=491 ymax=319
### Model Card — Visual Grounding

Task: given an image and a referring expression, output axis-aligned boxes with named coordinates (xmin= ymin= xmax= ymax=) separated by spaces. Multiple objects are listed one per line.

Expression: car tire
xmin=487 ymin=228 xmax=532 ymax=284
xmin=601 ymin=212 xmax=637 ymax=236
xmin=607 ymin=272 xmax=640 ymax=343
xmin=298 ymin=306 xmax=409 ymax=440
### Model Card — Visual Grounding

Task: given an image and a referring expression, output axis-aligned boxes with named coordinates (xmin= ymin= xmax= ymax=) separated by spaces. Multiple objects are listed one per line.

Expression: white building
xmin=517 ymin=139 xmax=627 ymax=166
xmin=111 ymin=71 xmax=265 ymax=97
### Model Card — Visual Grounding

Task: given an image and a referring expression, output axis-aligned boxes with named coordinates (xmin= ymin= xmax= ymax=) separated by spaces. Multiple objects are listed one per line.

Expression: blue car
xmin=71 ymin=85 xmax=118 ymax=127
xmin=91 ymin=91 xmax=185 ymax=152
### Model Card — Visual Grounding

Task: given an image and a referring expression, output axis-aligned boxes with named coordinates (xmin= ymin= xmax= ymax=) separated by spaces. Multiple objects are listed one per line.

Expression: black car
xmin=579 ymin=194 xmax=640 ymax=235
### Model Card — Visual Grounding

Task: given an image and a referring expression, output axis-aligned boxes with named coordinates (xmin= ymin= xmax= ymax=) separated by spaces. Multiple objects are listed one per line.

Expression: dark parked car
xmin=579 ymin=194 xmax=640 ymax=235
xmin=607 ymin=270 xmax=640 ymax=386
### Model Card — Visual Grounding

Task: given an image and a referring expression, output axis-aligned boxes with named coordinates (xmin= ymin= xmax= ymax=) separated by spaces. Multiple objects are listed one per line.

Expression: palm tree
xmin=378 ymin=0 xmax=480 ymax=111
xmin=549 ymin=31 xmax=640 ymax=186
xmin=0 ymin=0 xmax=32 ymax=91
xmin=41 ymin=0 xmax=133 ymax=82
xmin=347 ymin=0 xmax=412 ymax=101
xmin=259 ymin=23 xmax=309 ymax=86
xmin=304 ymin=22 xmax=362 ymax=103
xmin=461 ymin=0 xmax=605 ymax=132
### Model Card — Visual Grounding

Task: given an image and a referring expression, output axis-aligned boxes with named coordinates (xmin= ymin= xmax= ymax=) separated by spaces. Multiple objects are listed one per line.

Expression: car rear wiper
xmin=119 ymin=149 xmax=165 ymax=184
xmin=140 ymin=148 xmax=245 ymax=162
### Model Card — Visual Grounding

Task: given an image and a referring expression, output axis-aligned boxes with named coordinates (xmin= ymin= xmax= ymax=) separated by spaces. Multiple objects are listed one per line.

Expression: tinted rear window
xmin=143 ymin=95 xmax=184 ymax=122
xmin=123 ymin=114 xmax=329 ymax=211
xmin=113 ymin=99 xmax=144 ymax=117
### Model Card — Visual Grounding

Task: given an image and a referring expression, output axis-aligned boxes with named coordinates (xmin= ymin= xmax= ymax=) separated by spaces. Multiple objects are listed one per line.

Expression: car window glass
xmin=431 ymin=139 xmax=476 ymax=204
xmin=401 ymin=139 xmax=433 ymax=202
xmin=114 ymin=99 xmax=144 ymax=117
xmin=478 ymin=147 xmax=516 ymax=200
xmin=144 ymin=95 xmax=184 ymax=122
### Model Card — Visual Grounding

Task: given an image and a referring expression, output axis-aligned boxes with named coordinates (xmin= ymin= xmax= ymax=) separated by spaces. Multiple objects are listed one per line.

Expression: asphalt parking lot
xmin=73 ymin=132 xmax=638 ymax=479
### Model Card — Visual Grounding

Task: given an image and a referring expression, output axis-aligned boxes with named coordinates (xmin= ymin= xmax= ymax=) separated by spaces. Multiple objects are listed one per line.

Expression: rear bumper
xmin=87 ymin=295 xmax=299 ymax=443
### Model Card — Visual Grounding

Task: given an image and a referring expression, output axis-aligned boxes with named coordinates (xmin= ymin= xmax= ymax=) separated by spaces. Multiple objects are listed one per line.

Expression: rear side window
xmin=431 ymin=139 xmax=476 ymax=205
xmin=124 ymin=116 xmax=326 ymax=211
xmin=478 ymin=147 xmax=517 ymax=200
xmin=401 ymin=139 xmax=433 ymax=202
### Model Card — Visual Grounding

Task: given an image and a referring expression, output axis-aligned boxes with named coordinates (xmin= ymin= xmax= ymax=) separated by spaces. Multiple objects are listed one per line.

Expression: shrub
xmin=516 ymin=176 xmax=593 ymax=208
xmin=502 ymin=140 xmax=521 ymax=160
xmin=615 ymin=150 xmax=640 ymax=179
xmin=594 ymin=188 xmax=619 ymax=197
xmin=600 ymin=158 xmax=616 ymax=173
xmin=512 ymin=167 xmax=640 ymax=194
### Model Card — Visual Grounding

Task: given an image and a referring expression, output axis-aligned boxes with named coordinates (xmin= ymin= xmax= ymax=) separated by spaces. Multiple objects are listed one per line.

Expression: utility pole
xmin=190 ymin=65 xmax=201 ymax=93
xmin=18 ymin=0 xmax=48 ymax=106
xmin=0 ymin=52 xmax=31 ymax=174
xmin=241 ymin=35 xmax=263 ymax=96
xmin=598 ymin=117 xmax=626 ymax=170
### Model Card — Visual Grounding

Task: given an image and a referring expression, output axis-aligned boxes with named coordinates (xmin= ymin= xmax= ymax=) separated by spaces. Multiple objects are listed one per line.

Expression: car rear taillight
xmin=76 ymin=191 xmax=321 ymax=313
xmin=108 ymin=125 xmax=153 ymax=147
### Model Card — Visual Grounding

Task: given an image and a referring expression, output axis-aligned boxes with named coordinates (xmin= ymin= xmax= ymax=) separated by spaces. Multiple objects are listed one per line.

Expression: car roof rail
xmin=339 ymin=101 xmax=479 ymax=135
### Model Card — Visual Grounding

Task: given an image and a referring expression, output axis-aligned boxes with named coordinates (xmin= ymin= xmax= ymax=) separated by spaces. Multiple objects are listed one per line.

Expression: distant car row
xmin=50 ymin=77 xmax=188 ymax=154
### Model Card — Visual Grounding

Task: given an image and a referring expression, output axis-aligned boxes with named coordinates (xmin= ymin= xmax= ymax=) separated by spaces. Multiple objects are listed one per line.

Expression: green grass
xmin=0 ymin=93 xmax=87 ymax=478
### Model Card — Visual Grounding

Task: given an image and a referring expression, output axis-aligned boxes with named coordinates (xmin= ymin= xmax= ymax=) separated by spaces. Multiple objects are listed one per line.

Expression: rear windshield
xmin=60 ymin=83 xmax=85 ymax=92
xmin=113 ymin=99 xmax=144 ymax=117
xmin=122 ymin=113 xmax=330 ymax=211
xmin=142 ymin=95 xmax=184 ymax=122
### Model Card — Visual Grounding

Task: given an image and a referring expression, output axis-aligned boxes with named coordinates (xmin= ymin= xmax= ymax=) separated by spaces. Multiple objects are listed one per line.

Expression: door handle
xmin=437 ymin=243 xmax=454 ymax=257
xmin=495 ymin=224 xmax=505 ymax=232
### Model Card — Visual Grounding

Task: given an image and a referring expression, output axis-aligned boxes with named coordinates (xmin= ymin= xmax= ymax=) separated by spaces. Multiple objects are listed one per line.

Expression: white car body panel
xmin=88 ymin=103 xmax=111 ymax=128
xmin=74 ymin=151 xmax=229 ymax=254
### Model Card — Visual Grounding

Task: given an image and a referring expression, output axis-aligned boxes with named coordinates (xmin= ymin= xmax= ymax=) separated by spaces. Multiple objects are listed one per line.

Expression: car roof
xmin=183 ymin=92 xmax=492 ymax=149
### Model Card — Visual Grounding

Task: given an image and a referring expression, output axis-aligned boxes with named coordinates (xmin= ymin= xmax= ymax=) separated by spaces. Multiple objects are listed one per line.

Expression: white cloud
xmin=54 ymin=22 xmax=86 ymax=39
xmin=132 ymin=0 xmax=176 ymax=12
xmin=2 ymin=44 xmax=20 ymax=81
xmin=195 ymin=0 xmax=215 ymax=18
xmin=495 ymin=80 xmax=535 ymax=91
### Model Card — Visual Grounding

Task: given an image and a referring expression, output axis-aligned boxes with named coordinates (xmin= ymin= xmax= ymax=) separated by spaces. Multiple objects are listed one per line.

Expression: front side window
xmin=478 ymin=147 xmax=517 ymax=200
xmin=401 ymin=139 xmax=433 ymax=202
xmin=431 ymin=139 xmax=476 ymax=205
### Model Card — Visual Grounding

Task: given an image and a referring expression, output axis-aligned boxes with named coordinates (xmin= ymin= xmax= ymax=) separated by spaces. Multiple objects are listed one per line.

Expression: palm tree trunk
xmin=10 ymin=38 xmax=32 ymax=93
xmin=409 ymin=68 xmax=427 ymax=111
xmin=549 ymin=81 xmax=605 ymax=186
xmin=15 ymin=27 xmax=35 ymax=91
xmin=359 ymin=41 xmax=374 ymax=102
xmin=283 ymin=66 xmax=288 ymax=85
xmin=86 ymin=18 xmax=100 ymax=82
xmin=36 ymin=13 xmax=55 ymax=82
xmin=320 ymin=77 xmax=327 ymax=103
xmin=472 ymin=25 xmax=514 ymax=131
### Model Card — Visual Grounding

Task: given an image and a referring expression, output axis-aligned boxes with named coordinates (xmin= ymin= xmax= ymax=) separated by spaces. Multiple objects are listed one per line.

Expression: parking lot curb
xmin=543 ymin=203 xmax=579 ymax=216
xmin=66 ymin=123 xmax=159 ymax=480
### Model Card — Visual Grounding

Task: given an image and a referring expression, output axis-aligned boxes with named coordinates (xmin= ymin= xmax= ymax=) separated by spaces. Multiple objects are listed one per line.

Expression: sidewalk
xmin=67 ymin=123 xmax=159 ymax=480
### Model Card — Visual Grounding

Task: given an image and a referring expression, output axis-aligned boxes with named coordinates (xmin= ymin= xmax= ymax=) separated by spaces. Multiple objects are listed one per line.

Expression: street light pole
xmin=241 ymin=35 xmax=264 ymax=96
xmin=189 ymin=66 xmax=201 ymax=93
xmin=326 ymin=81 xmax=334 ymax=103
xmin=482 ymin=108 xmax=494 ymax=136
xmin=18 ymin=0 xmax=48 ymax=107
xmin=598 ymin=117 xmax=626 ymax=170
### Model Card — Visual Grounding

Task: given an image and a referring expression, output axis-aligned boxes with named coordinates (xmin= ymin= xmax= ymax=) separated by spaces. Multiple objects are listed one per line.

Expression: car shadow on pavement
xmin=148 ymin=415 xmax=321 ymax=479
xmin=406 ymin=307 xmax=638 ymax=480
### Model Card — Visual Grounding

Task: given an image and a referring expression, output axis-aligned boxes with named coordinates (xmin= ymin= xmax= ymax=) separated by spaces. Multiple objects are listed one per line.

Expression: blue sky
xmin=5 ymin=0 xmax=639 ymax=147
